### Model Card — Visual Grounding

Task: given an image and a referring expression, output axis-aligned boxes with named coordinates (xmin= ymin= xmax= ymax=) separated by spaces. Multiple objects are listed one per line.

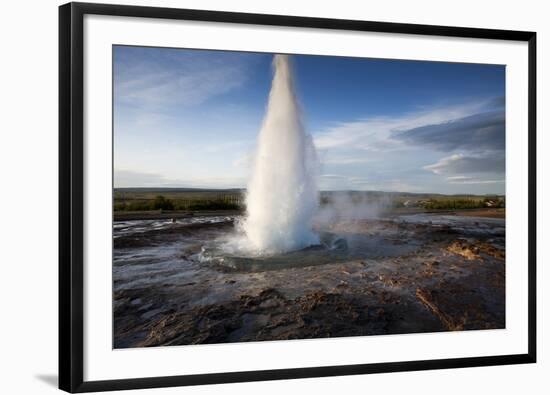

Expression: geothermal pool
xmin=113 ymin=212 xmax=505 ymax=348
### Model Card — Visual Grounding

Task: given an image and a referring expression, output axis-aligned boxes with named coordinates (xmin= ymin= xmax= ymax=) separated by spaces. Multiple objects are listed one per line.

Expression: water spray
xmin=242 ymin=54 xmax=319 ymax=255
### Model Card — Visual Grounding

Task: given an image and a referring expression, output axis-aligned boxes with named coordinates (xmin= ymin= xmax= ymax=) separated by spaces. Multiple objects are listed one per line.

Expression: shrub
xmin=152 ymin=195 xmax=174 ymax=210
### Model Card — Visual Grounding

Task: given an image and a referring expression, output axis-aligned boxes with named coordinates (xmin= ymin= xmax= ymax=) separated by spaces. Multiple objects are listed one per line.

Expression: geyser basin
xmin=197 ymin=225 xmax=421 ymax=272
xmin=113 ymin=213 xmax=505 ymax=347
xmin=199 ymin=232 xmax=348 ymax=272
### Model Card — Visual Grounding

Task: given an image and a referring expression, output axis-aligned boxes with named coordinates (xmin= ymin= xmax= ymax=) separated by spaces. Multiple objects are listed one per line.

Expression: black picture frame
xmin=59 ymin=2 xmax=537 ymax=393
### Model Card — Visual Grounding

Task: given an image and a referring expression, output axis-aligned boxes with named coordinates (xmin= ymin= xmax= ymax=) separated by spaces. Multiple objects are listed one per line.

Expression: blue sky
xmin=114 ymin=45 xmax=505 ymax=194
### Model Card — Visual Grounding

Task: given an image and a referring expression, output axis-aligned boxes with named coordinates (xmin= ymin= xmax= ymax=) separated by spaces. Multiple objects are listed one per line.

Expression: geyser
xmin=242 ymin=54 xmax=319 ymax=255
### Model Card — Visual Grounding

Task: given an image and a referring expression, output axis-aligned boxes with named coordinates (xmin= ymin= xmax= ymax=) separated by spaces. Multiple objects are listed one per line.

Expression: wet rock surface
xmin=113 ymin=214 xmax=505 ymax=348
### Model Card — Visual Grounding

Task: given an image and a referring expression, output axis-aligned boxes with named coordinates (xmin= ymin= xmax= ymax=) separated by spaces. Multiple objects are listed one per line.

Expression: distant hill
xmin=114 ymin=187 xmax=245 ymax=193
xmin=114 ymin=187 xmax=503 ymax=198
xmin=114 ymin=187 xmax=504 ymax=213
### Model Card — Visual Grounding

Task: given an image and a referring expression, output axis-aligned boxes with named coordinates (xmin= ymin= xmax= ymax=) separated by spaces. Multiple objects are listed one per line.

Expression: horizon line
xmin=113 ymin=186 xmax=504 ymax=196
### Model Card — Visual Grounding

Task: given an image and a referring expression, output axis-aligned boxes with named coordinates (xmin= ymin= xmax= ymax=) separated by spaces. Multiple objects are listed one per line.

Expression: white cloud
xmin=446 ymin=176 xmax=504 ymax=185
xmin=320 ymin=174 xmax=349 ymax=180
xmin=203 ymin=140 xmax=251 ymax=154
xmin=311 ymin=98 xmax=505 ymax=194
xmin=318 ymin=174 xmax=422 ymax=192
xmin=114 ymin=169 xmax=166 ymax=187
xmin=232 ymin=152 xmax=254 ymax=168
xmin=394 ymin=110 xmax=504 ymax=152
xmin=424 ymin=152 xmax=505 ymax=175
xmin=115 ymin=50 xmax=250 ymax=109
xmin=313 ymin=101 xmax=487 ymax=151
xmin=114 ymin=169 xmax=246 ymax=189
xmin=117 ymin=68 xmax=245 ymax=108
xmin=321 ymin=156 xmax=372 ymax=165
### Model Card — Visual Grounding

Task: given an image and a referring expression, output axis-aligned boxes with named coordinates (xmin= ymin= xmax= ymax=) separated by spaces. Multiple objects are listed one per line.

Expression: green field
xmin=114 ymin=188 xmax=504 ymax=213
xmin=114 ymin=188 xmax=244 ymax=212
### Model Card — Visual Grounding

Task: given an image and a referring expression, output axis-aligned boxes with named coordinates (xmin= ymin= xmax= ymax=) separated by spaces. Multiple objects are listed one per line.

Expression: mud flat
xmin=113 ymin=213 xmax=505 ymax=348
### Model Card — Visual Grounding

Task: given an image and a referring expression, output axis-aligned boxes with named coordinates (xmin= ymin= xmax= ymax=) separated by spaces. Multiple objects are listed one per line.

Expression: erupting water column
xmin=242 ymin=54 xmax=319 ymax=255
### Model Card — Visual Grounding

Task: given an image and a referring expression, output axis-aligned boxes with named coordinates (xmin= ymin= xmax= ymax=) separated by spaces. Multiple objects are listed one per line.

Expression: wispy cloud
xmin=393 ymin=110 xmax=505 ymax=152
xmin=319 ymin=174 xmax=424 ymax=192
xmin=313 ymin=97 xmax=505 ymax=193
xmin=313 ymin=100 xmax=493 ymax=151
xmin=113 ymin=46 xmax=505 ymax=194
xmin=424 ymin=152 xmax=505 ymax=175
xmin=322 ymin=156 xmax=373 ymax=165
xmin=114 ymin=169 xmax=246 ymax=189
xmin=446 ymin=176 xmax=504 ymax=184
xmin=203 ymin=140 xmax=252 ymax=154
xmin=114 ymin=169 xmax=167 ymax=187
xmin=320 ymin=174 xmax=350 ymax=180
xmin=114 ymin=47 xmax=252 ymax=110
xmin=232 ymin=151 xmax=254 ymax=168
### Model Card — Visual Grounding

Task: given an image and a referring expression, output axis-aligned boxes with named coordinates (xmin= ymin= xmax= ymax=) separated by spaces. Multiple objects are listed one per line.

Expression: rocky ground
xmin=113 ymin=213 xmax=505 ymax=348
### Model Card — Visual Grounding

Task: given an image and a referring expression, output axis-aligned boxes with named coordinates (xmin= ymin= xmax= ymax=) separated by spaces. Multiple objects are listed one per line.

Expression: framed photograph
xmin=59 ymin=2 xmax=536 ymax=392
